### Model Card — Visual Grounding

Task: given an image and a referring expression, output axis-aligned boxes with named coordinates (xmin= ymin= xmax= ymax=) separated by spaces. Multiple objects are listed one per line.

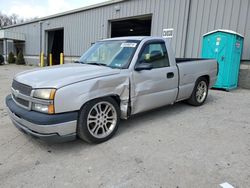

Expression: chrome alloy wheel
xmin=87 ymin=101 xmax=117 ymax=139
xmin=196 ymin=81 xmax=207 ymax=103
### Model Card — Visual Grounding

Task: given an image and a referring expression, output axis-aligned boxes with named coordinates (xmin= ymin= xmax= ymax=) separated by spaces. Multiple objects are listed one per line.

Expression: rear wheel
xmin=77 ymin=97 xmax=120 ymax=143
xmin=187 ymin=77 xmax=208 ymax=106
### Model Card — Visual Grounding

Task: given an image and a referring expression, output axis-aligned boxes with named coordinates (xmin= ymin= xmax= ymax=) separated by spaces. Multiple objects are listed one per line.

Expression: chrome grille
xmin=11 ymin=80 xmax=32 ymax=109
xmin=12 ymin=95 xmax=29 ymax=107
xmin=12 ymin=80 xmax=32 ymax=96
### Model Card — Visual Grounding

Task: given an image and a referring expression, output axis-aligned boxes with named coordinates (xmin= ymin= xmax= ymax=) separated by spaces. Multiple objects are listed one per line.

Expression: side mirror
xmin=134 ymin=62 xmax=153 ymax=71
xmin=149 ymin=51 xmax=163 ymax=61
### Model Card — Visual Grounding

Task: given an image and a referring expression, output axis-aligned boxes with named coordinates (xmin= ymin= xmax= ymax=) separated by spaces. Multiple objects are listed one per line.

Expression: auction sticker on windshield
xmin=121 ymin=43 xmax=137 ymax=48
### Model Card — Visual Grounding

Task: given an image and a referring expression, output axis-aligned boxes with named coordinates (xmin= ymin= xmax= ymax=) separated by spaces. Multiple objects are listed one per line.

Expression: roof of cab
xmin=101 ymin=36 xmax=166 ymax=41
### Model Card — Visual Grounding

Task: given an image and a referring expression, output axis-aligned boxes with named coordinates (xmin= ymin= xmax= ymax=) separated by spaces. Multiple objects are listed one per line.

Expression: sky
xmin=0 ymin=0 xmax=108 ymax=19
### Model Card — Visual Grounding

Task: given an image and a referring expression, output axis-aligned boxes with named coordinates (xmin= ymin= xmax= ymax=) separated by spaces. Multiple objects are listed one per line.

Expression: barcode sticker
xmin=121 ymin=43 xmax=137 ymax=48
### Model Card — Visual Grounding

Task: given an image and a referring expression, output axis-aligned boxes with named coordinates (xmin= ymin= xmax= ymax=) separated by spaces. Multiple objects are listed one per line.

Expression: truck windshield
xmin=79 ymin=40 xmax=139 ymax=69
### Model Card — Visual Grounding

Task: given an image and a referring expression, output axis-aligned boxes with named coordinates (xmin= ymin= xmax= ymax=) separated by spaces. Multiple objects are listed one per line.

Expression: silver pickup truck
xmin=6 ymin=36 xmax=218 ymax=143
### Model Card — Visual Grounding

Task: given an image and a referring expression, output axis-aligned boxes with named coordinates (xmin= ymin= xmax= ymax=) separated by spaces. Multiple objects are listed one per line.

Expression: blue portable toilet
xmin=201 ymin=29 xmax=244 ymax=90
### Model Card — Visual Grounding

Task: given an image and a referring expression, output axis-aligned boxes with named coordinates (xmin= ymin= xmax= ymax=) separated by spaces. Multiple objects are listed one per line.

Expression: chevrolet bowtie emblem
xmin=14 ymin=90 xmax=20 ymax=98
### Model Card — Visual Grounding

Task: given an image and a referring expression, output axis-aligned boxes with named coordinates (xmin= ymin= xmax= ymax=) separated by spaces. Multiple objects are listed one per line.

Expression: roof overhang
xmin=0 ymin=30 xmax=25 ymax=41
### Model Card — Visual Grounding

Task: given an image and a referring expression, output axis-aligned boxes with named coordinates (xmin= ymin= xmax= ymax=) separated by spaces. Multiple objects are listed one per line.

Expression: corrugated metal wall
xmin=186 ymin=0 xmax=250 ymax=60
xmin=6 ymin=23 xmax=40 ymax=55
xmin=3 ymin=0 xmax=250 ymax=60
xmin=42 ymin=0 xmax=189 ymax=57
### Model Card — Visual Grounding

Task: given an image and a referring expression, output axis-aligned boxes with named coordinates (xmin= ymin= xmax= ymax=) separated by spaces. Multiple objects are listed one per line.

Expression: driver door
xmin=131 ymin=40 xmax=178 ymax=114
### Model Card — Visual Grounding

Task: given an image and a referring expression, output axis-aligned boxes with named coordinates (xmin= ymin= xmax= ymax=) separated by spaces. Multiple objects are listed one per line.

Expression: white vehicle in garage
xmin=6 ymin=36 xmax=218 ymax=143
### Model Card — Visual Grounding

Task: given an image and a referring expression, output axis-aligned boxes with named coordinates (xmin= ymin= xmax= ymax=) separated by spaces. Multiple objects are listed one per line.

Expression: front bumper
xmin=6 ymin=95 xmax=78 ymax=143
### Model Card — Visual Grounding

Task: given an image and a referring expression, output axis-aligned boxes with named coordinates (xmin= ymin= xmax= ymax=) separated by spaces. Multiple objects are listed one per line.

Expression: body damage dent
xmin=55 ymin=73 xmax=131 ymax=119
xmin=88 ymin=76 xmax=130 ymax=119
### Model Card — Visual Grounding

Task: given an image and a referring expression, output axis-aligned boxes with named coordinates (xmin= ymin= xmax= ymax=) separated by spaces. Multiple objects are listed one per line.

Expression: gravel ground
xmin=0 ymin=64 xmax=249 ymax=188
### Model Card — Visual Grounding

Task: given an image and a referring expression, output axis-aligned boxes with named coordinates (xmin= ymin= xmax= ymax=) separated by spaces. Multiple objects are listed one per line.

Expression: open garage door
xmin=47 ymin=29 xmax=64 ymax=65
xmin=111 ymin=16 xmax=152 ymax=38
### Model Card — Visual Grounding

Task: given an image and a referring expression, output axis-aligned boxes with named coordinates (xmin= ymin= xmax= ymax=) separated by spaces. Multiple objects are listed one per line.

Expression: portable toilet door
xmin=201 ymin=29 xmax=244 ymax=90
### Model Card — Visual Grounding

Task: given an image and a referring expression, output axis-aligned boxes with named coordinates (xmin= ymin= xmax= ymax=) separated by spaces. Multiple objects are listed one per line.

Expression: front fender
xmin=54 ymin=73 xmax=130 ymax=119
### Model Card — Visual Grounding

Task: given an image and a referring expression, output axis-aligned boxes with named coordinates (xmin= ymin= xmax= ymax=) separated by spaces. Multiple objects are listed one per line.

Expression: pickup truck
xmin=6 ymin=36 xmax=218 ymax=143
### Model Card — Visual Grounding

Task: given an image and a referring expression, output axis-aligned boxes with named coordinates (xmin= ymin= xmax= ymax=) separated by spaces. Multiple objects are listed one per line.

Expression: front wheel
xmin=77 ymin=97 xmax=120 ymax=143
xmin=187 ymin=77 xmax=209 ymax=106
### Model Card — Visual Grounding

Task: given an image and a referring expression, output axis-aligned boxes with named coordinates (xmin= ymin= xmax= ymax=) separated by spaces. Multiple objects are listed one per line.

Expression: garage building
xmin=0 ymin=0 xmax=249 ymax=69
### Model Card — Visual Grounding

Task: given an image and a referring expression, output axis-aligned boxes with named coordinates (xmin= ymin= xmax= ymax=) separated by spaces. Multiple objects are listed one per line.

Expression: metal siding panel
xmin=222 ymin=0 xmax=233 ymax=29
xmin=176 ymin=0 xmax=186 ymax=57
xmin=192 ymin=0 xmax=205 ymax=57
xmin=230 ymin=0 xmax=241 ymax=31
xmin=142 ymin=0 xmax=147 ymax=14
xmin=172 ymin=0 xmax=180 ymax=55
xmin=164 ymin=0 xmax=171 ymax=31
xmin=185 ymin=0 xmax=198 ymax=57
xmin=242 ymin=0 xmax=250 ymax=59
xmin=180 ymin=0 xmax=190 ymax=57
xmin=157 ymin=0 xmax=165 ymax=36
xmin=238 ymin=0 xmax=248 ymax=35
xmin=6 ymin=23 xmax=39 ymax=55
xmin=208 ymin=0 xmax=218 ymax=31
xmin=202 ymin=0 xmax=211 ymax=32
xmin=168 ymin=0 xmax=175 ymax=27
xmin=215 ymin=0 xmax=225 ymax=28
xmin=150 ymin=0 xmax=157 ymax=36
xmin=184 ymin=0 xmax=249 ymax=59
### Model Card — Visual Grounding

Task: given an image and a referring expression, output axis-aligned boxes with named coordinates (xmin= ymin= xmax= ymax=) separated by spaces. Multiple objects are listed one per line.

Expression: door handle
xmin=167 ymin=72 xmax=174 ymax=78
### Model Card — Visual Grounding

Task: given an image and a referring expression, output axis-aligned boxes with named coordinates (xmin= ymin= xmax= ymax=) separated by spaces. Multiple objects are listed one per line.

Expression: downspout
xmin=183 ymin=0 xmax=192 ymax=57
xmin=4 ymin=39 xmax=7 ymax=64
xmin=39 ymin=21 xmax=43 ymax=65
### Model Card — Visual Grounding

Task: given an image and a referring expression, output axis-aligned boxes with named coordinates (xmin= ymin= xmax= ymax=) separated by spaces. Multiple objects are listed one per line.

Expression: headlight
xmin=33 ymin=89 xmax=56 ymax=100
xmin=32 ymin=89 xmax=56 ymax=114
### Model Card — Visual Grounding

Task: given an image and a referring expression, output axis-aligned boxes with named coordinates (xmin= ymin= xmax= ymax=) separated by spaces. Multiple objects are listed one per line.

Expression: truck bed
xmin=175 ymin=58 xmax=218 ymax=101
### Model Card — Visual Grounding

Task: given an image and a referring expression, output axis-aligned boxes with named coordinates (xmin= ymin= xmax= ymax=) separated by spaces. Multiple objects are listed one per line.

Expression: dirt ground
xmin=0 ymin=64 xmax=249 ymax=188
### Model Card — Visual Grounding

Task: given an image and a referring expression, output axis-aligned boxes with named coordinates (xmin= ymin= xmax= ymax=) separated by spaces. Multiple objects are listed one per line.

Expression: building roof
xmin=2 ymin=0 xmax=127 ymax=29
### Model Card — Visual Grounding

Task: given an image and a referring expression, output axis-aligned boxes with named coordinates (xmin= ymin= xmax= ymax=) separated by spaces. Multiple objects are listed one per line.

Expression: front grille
xmin=12 ymin=80 xmax=32 ymax=96
xmin=12 ymin=80 xmax=32 ymax=108
xmin=13 ymin=95 xmax=29 ymax=107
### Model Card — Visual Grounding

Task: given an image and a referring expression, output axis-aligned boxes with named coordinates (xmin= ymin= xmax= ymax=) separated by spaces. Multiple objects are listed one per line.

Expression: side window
xmin=138 ymin=42 xmax=170 ymax=68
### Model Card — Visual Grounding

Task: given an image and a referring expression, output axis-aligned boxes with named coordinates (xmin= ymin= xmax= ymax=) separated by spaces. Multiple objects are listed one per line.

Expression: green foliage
xmin=16 ymin=51 xmax=25 ymax=65
xmin=8 ymin=52 xmax=15 ymax=64
xmin=0 ymin=54 xmax=4 ymax=65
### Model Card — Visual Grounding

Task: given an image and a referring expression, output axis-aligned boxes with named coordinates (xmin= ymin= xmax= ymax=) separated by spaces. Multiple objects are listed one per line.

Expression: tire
xmin=187 ymin=77 xmax=209 ymax=106
xmin=77 ymin=97 xmax=120 ymax=144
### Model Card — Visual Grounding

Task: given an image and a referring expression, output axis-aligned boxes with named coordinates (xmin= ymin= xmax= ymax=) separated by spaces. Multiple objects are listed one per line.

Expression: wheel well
xmin=109 ymin=95 xmax=121 ymax=106
xmin=200 ymin=75 xmax=210 ymax=85
xmin=80 ymin=95 xmax=121 ymax=111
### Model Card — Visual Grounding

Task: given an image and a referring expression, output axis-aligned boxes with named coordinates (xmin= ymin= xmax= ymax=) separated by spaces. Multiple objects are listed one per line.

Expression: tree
xmin=16 ymin=51 xmax=25 ymax=65
xmin=8 ymin=52 xmax=15 ymax=64
xmin=0 ymin=12 xmax=36 ymax=28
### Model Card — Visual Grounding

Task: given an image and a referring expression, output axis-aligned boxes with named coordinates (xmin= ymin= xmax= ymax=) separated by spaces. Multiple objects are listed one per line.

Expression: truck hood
xmin=14 ymin=63 xmax=121 ymax=88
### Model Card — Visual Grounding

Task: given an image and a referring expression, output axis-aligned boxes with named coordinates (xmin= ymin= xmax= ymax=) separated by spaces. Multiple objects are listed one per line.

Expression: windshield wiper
xmin=77 ymin=61 xmax=112 ymax=68
xmin=85 ymin=62 xmax=108 ymax=67
xmin=74 ymin=61 xmax=83 ymax=63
